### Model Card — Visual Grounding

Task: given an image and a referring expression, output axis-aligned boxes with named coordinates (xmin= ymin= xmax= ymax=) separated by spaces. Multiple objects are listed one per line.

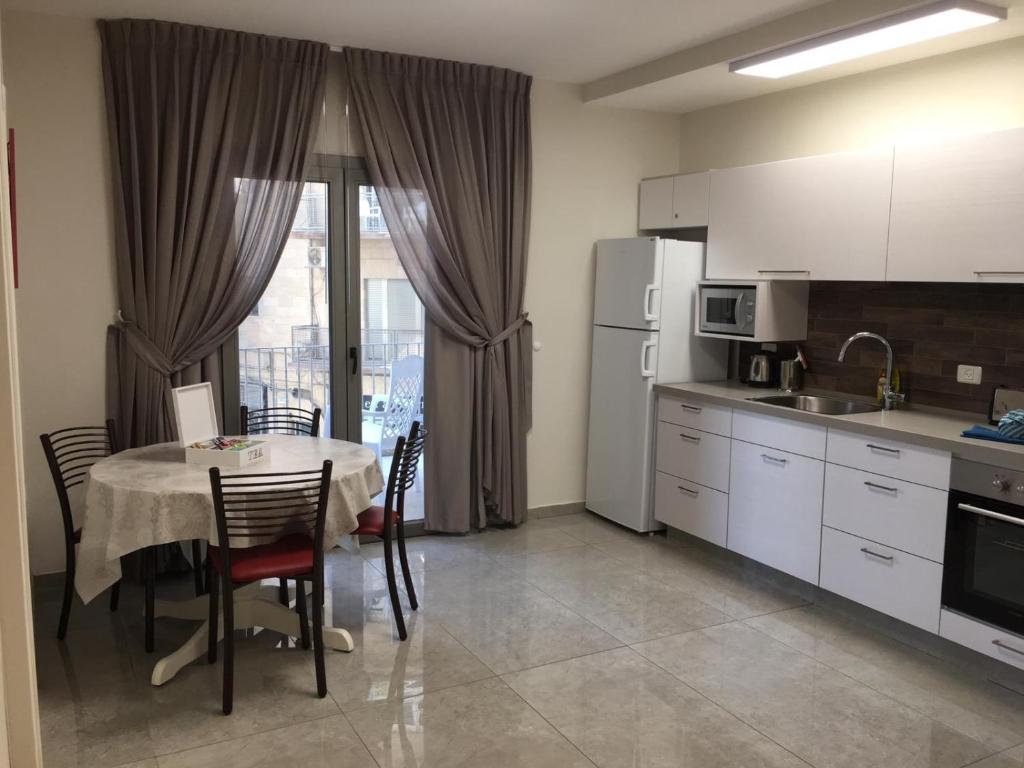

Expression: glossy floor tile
xmin=33 ymin=513 xmax=1024 ymax=768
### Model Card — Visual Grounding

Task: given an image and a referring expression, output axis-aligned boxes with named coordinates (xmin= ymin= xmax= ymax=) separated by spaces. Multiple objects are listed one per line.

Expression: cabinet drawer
xmin=733 ymin=410 xmax=826 ymax=459
xmin=655 ymin=421 xmax=730 ymax=492
xmin=657 ymin=396 xmax=732 ymax=437
xmin=820 ymin=527 xmax=942 ymax=632
xmin=727 ymin=439 xmax=824 ymax=583
xmin=823 ymin=463 xmax=948 ymax=563
xmin=939 ymin=609 xmax=1024 ymax=672
xmin=654 ymin=471 xmax=728 ymax=547
xmin=826 ymin=429 xmax=951 ymax=489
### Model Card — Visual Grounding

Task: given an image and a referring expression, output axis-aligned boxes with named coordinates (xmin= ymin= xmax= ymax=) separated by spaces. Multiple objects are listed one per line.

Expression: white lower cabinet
xmin=654 ymin=470 xmax=728 ymax=547
xmin=727 ymin=439 xmax=824 ymax=584
xmin=655 ymin=420 xmax=730 ymax=492
xmin=939 ymin=609 xmax=1024 ymax=672
xmin=819 ymin=527 xmax=942 ymax=632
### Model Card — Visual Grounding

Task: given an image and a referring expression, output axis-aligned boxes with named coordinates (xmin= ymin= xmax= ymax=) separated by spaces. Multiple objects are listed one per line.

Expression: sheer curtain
xmin=345 ymin=48 xmax=532 ymax=531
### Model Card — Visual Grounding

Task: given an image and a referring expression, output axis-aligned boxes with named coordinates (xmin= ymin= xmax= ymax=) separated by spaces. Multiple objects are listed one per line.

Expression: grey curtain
xmin=345 ymin=48 xmax=532 ymax=531
xmin=99 ymin=19 xmax=328 ymax=450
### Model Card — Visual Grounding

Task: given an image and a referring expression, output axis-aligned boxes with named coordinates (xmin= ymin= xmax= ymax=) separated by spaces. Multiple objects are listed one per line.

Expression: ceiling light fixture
xmin=730 ymin=0 xmax=1006 ymax=79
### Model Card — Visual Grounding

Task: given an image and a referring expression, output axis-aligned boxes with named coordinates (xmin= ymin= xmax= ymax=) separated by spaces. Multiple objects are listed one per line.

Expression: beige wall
xmin=678 ymin=35 xmax=1024 ymax=172
xmin=524 ymin=80 xmax=680 ymax=510
xmin=3 ymin=10 xmax=117 ymax=575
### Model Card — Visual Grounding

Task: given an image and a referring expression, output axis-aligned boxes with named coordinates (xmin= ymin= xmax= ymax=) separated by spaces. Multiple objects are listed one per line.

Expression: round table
xmin=76 ymin=435 xmax=384 ymax=686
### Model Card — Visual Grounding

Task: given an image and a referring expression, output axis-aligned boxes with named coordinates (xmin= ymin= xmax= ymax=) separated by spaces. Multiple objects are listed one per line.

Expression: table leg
xmin=149 ymin=582 xmax=353 ymax=687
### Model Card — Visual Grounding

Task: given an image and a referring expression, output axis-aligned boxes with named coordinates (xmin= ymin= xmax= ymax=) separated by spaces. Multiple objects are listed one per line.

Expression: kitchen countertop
xmin=655 ymin=380 xmax=1024 ymax=471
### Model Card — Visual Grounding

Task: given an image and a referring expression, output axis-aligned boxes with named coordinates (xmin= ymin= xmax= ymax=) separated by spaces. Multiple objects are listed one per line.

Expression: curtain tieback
xmin=480 ymin=313 xmax=529 ymax=348
xmin=116 ymin=317 xmax=180 ymax=377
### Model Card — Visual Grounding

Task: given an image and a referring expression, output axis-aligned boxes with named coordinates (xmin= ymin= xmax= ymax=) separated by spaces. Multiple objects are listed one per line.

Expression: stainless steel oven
xmin=698 ymin=283 xmax=756 ymax=337
xmin=943 ymin=459 xmax=1024 ymax=637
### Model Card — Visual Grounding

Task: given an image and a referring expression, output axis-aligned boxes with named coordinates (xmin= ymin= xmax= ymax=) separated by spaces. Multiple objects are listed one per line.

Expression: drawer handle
xmin=975 ymin=271 xmax=1024 ymax=276
xmin=992 ymin=639 xmax=1024 ymax=657
xmin=677 ymin=485 xmax=699 ymax=497
xmin=681 ymin=404 xmax=702 ymax=413
xmin=761 ymin=454 xmax=788 ymax=466
xmin=860 ymin=547 xmax=894 ymax=562
xmin=757 ymin=269 xmax=810 ymax=274
xmin=864 ymin=481 xmax=898 ymax=495
xmin=957 ymin=503 xmax=1024 ymax=528
xmin=866 ymin=443 xmax=900 ymax=455
xmin=679 ymin=432 xmax=702 ymax=443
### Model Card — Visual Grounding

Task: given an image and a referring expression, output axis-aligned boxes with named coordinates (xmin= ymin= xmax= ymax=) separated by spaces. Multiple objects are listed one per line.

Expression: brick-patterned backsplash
xmin=741 ymin=282 xmax=1024 ymax=416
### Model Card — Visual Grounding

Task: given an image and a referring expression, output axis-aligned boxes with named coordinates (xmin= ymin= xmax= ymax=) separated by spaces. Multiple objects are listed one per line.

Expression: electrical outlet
xmin=957 ymin=364 xmax=983 ymax=385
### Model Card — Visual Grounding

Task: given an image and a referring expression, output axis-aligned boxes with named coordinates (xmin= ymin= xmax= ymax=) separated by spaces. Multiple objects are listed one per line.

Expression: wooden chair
xmin=39 ymin=420 xmax=155 ymax=644
xmin=240 ymin=405 xmax=321 ymax=437
xmin=206 ymin=461 xmax=333 ymax=715
xmin=354 ymin=421 xmax=424 ymax=641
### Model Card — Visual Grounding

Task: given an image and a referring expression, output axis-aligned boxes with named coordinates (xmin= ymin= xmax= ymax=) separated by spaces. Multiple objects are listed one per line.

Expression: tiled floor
xmin=33 ymin=512 xmax=1024 ymax=768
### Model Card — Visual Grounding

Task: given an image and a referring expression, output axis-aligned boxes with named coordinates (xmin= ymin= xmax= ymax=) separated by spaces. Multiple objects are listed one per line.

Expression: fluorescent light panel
xmin=731 ymin=0 xmax=1006 ymax=79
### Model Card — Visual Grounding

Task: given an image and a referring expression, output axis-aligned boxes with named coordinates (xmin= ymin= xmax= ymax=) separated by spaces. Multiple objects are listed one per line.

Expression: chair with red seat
xmin=206 ymin=461 xmax=333 ymax=715
xmin=39 ymin=419 xmax=155 ymax=642
xmin=354 ymin=421 xmax=424 ymax=641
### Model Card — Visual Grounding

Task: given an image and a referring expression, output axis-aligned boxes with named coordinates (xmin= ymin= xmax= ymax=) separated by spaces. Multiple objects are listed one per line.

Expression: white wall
xmin=524 ymin=81 xmax=680 ymax=511
xmin=678 ymin=35 xmax=1024 ymax=172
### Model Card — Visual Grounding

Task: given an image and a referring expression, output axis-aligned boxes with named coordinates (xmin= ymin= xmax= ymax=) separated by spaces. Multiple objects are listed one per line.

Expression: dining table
xmin=75 ymin=434 xmax=385 ymax=686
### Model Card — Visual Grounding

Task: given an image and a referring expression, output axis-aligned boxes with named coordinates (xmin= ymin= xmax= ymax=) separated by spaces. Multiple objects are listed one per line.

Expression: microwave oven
xmin=695 ymin=280 xmax=809 ymax=342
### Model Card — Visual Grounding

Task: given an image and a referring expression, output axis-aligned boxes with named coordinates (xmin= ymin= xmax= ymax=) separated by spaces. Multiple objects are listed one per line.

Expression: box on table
xmin=171 ymin=383 xmax=269 ymax=468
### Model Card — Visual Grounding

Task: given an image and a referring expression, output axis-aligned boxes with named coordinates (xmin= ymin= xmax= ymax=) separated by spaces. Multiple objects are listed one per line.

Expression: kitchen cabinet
xmin=727 ymin=438 xmax=825 ymax=583
xmin=888 ymin=126 xmax=1024 ymax=282
xmin=655 ymin=420 xmax=730 ymax=493
xmin=705 ymin=148 xmax=893 ymax=281
xmin=638 ymin=172 xmax=709 ymax=230
xmin=654 ymin=470 xmax=728 ymax=548
xmin=939 ymin=609 xmax=1024 ymax=672
xmin=826 ymin=429 xmax=951 ymax=490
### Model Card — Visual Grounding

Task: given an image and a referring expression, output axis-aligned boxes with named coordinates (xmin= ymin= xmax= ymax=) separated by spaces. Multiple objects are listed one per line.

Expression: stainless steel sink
xmin=748 ymin=394 xmax=882 ymax=416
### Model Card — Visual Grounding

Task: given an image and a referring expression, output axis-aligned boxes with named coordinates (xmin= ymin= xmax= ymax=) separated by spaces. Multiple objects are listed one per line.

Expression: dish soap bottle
xmin=891 ymin=367 xmax=902 ymax=402
xmin=876 ymin=367 xmax=886 ymax=405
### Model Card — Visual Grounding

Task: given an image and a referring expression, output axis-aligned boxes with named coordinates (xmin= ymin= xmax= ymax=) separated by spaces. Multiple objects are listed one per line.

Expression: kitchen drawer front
xmin=657 ymin=396 xmax=732 ymax=437
xmin=823 ymin=463 xmax=948 ymax=562
xmin=826 ymin=429 xmax=951 ymax=489
xmin=732 ymin=410 xmax=827 ymax=459
xmin=655 ymin=421 xmax=730 ymax=492
xmin=939 ymin=609 xmax=1024 ymax=672
xmin=727 ymin=439 xmax=824 ymax=583
xmin=654 ymin=471 xmax=728 ymax=547
xmin=819 ymin=527 xmax=942 ymax=632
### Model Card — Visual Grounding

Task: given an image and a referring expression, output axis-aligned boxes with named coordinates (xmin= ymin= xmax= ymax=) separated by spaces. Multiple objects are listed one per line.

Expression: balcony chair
xmin=353 ymin=421 xmax=424 ymax=641
xmin=206 ymin=461 xmax=333 ymax=715
xmin=361 ymin=355 xmax=423 ymax=461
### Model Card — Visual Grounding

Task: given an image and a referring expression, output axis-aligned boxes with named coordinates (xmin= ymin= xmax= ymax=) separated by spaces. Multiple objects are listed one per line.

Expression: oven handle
xmin=957 ymin=503 xmax=1024 ymax=528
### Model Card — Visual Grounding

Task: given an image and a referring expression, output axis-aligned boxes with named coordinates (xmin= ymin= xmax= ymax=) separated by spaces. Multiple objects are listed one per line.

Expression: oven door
xmin=943 ymin=490 xmax=1024 ymax=636
xmin=700 ymin=287 xmax=754 ymax=336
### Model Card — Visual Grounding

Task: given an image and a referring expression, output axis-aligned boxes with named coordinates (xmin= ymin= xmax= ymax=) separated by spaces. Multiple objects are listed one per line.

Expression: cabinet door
xmin=672 ymin=172 xmax=709 ymax=227
xmin=706 ymin=148 xmax=893 ymax=281
xmin=888 ymin=127 xmax=1024 ymax=282
xmin=727 ymin=439 xmax=825 ymax=583
xmin=638 ymin=177 xmax=674 ymax=230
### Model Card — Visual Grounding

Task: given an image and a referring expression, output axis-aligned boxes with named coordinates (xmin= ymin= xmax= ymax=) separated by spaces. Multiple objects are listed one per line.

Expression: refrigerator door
xmin=585 ymin=325 xmax=660 ymax=532
xmin=594 ymin=238 xmax=662 ymax=331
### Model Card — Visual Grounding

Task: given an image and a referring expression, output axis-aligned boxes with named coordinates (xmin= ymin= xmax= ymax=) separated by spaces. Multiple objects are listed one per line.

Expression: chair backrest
xmin=383 ymin=421 xmax=425 ymax=521
xmin=380 ymin=356 xmax=423 ymax=453
xmin=208 ymin=461 xmax=333 ymax=572
xmin=39 ymin=420 xmax=118 ymax=544
xmin=240 ymin=405 xmax=321 ymax=437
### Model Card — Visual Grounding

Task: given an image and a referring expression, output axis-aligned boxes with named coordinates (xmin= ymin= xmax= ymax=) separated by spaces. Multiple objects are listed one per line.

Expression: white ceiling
xmin=0 ymin=0 xmax=828 ymax=83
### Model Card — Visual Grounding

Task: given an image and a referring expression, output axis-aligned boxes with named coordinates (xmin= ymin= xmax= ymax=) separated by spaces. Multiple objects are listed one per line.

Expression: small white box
xmin=171 ymin=383 xmax=269 ymax=468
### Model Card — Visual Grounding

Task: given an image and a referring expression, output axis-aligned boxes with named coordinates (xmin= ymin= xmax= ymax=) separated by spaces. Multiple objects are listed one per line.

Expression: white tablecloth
xmin=75 ymin=435 xmax=384 ymax=603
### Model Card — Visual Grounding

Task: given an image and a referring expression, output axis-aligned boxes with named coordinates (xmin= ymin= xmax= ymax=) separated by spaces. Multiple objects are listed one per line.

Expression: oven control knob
xmin=1017 ymin=484 xmax=1024 ymax=495
xmin=992 ymin=476 xmax=1010 ymax=491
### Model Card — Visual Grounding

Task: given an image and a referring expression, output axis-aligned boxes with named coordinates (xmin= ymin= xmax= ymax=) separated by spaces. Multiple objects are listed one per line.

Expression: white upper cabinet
xmin=638 ymin=172 xmax=709 ymax=230
xmin=888 ymin=127 xmax=1024 ymax=282
xmin=706 ymin=148 xmax=894 ymax=281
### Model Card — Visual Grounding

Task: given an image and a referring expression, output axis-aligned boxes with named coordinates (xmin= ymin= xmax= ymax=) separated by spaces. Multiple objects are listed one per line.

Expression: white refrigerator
xmin=585 ymin=237 xmax=727 ymax=532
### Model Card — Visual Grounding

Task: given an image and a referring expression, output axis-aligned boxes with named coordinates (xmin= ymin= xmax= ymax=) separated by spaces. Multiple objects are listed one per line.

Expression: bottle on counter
xmin=876 ymin=367 xmax=886 ymax=404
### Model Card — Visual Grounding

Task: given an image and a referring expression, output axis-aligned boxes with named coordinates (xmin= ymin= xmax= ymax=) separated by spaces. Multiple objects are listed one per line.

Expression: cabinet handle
xmin=974 ymin=271 xmax=1024 ymax=276
xmin=680 ymin=404 xmax=702 ymax=413
xmin=992 ymin=639 xmax=1024 ymax=657
xmin=679 ymin=432 xmax=701 ymax=443
xmin=866 ymin=443 xmax=900 ymax=455
xmin=757 ymin=269 xmax=810 ymax=274
xmin=677 ymin=485 xmax=699 ymax=497
xmin=761 ymin=454 xmax=788 ymax=466
xmin=860 ymin=547 xmax=894 ymax=562
xmin=864 ymin=481 xmax=898 ymax=494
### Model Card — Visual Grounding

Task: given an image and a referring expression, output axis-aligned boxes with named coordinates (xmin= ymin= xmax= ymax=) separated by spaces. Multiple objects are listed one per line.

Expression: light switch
xmin=957 ymin=365 xmax=983 ymax=385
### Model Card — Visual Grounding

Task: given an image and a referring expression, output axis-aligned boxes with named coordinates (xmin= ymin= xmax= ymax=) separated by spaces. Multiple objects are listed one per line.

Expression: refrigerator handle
xmin=643 ymin=284 xmax=659 ymax=322
xmin=640 ymin=340 xmax=657 ymax=378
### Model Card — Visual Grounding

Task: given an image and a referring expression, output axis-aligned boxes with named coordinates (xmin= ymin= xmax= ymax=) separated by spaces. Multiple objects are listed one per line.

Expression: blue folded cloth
xmin=962 ymin=425 xmax=1024 ymax=445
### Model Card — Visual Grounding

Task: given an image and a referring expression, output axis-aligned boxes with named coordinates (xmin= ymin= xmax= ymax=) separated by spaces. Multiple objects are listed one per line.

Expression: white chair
xmin=362 ymin=355 xmax=423 ymax=460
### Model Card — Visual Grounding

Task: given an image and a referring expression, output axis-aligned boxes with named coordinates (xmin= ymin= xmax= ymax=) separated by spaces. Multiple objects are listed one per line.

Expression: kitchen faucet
xmin=837 ymin=332 xmax=906 ymax=411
